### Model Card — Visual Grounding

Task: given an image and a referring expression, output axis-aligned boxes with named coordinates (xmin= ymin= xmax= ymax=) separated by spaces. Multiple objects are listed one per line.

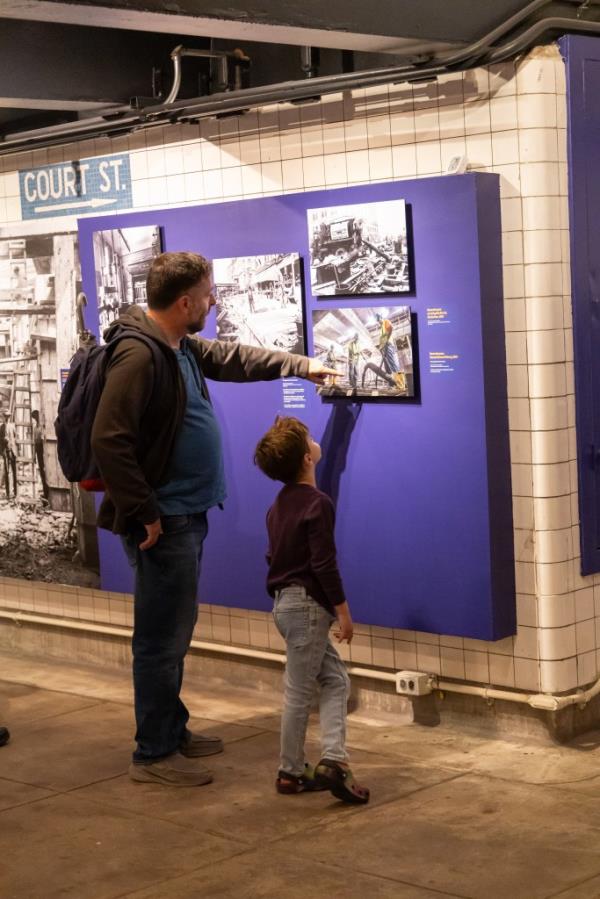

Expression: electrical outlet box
xmin=444 ymin=154 xmax=468 ymax=175
xmin=395 ymin=670 xmax=433 ymax=696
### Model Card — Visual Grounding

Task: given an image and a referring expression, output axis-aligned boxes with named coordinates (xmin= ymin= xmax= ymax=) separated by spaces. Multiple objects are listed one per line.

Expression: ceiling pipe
xmin=300 ymin=46 xmax=319 ymax=78
xmin=1 ymin=3 xmax=600 ymax=155
xmin=164 ymin=44 xmax=251 ymax=105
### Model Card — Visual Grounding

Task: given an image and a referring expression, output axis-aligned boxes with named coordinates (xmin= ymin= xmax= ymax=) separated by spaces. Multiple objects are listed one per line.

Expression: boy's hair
xmin=146 ymin=252 xmax=212 ymax=311
xmin=254 ymin=417 xmax=310 ymax=484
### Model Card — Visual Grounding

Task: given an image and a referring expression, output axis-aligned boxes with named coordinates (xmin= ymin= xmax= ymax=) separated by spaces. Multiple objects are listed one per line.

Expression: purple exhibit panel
xmin=78 ymin=173 xmax=515 ymax=639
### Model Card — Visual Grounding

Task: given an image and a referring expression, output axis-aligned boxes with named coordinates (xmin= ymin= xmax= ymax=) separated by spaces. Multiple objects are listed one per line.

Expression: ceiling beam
xmin=0 ymin=0 xmax=463 ymax=53
xmin=0 ymin=20 xmax=210 ymax=108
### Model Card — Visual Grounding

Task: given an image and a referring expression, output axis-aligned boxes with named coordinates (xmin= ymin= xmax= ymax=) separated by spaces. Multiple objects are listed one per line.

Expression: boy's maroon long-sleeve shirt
xmin=265 ymin=482 xmax=347 ymax=615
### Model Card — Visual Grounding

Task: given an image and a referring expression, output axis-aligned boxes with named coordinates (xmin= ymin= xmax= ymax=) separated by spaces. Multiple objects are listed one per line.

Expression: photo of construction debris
xmin=307 ymin=199 xmax=410 ymax=296
xmin=312 ymin=305 xmax=414 ymax=399
xmin=214 ymin=253 xmax=305 ymax=354
xmin=92 ymin=225 xmax=162 ymax=337
xmin=0 ymin=233 xmax=99 ymax=587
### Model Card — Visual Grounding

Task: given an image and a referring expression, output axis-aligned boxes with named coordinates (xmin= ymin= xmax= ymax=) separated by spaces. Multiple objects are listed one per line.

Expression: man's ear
xmin=175 ymin=293 xmax=190 ymax=313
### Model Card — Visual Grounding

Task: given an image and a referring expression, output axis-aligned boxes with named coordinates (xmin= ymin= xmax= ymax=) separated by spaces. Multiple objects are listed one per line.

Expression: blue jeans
xmin=122 ymin=512 xmax=208 ymax=763
xmin=273 ymin=586 xmax=350 ymax=777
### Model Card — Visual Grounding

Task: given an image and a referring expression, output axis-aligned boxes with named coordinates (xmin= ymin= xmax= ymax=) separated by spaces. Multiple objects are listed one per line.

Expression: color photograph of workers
xmin=214 ymin=253 xmax=305 ymax=354
xmin=312 ymin=306 xmax=414 ymax=399
xmin=307 ymin=199 xmax=410 ymax=296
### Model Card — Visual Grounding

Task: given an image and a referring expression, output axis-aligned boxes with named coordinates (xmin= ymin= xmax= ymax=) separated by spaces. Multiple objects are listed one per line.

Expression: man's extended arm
xmin=192 ymin=337 xmax=309 ymax=381
xmin=192 ymin=337 xmax=338 ymax=384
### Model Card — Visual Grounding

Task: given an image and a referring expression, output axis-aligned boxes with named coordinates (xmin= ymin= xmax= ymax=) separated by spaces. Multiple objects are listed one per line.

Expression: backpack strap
xmin=104 ymin=329 xmax=165 ymax=373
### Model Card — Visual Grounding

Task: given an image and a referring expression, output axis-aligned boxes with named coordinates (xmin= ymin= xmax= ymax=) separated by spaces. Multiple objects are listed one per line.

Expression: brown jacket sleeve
xmin=91 ymin=340 xmax=159 ymax=525
xmin=190 ymin=337 xmax=310 ymax=382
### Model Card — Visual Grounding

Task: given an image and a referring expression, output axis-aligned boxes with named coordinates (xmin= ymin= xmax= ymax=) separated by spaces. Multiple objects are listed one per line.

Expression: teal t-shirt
xmin=156 ymin=342 xmax=226 ymax=515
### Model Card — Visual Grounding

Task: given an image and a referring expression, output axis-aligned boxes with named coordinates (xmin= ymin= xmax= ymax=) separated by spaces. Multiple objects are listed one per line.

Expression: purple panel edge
xmin=561 ymin=34 xmax=600 ymax=575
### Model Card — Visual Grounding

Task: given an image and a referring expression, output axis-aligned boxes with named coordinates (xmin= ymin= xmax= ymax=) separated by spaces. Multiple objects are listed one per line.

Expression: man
xmin=375 ymin=312 xmax=401 ymax=375
xmin=31 ymin=410 xmax=49 ymax=502
xmin=247 ymin=284 xmax=256 ymax=314
xmin=347 ymin=333 xmax=360 ymax=389
xmin=91 ymin=252 xmax=337 ymax=787
xmin=0 ymin=412 xmax=17 ymax=499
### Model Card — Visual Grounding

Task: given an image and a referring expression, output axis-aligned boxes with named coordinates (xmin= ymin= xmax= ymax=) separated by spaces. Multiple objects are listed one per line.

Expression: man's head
xmin=146 ymin=252 xmax=215 ymax=334
xmin=31 ymin=410 xmax=40 ymax=424
xmin=254 ymin=416 xmax=321 ymax=484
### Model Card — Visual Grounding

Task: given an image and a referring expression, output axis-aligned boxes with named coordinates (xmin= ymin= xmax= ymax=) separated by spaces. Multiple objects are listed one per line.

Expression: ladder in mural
xmin=10 ymin=368 xmax=37 ymax=499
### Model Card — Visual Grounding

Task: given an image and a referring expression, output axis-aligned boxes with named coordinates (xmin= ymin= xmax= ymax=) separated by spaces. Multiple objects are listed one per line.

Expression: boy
xmin=254 ymin=416 xmax=369 ymax=804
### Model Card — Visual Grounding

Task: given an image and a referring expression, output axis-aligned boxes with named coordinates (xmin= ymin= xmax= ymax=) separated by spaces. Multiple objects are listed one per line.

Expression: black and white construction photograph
xmin=307 ymin=199 xmax=410 ymax=296
xmin=92 ymin=225 xmax=162 ymax=336
xmin=0 ymin=232 xmax=100 ymax=587
xmin=312 ymin=306 xmax=414 ymax=399
xmin=214 ymin=253 xmax=305 ymax=354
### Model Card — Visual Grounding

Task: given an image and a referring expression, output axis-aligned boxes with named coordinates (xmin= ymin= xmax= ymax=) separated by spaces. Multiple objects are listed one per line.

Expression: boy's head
xmin=254 ymin=416 xmax=321 ymax=484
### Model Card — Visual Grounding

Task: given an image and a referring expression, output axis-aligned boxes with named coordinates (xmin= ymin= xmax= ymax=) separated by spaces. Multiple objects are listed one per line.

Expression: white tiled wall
xmin=0 ymin=44 xmax=593 ymax=696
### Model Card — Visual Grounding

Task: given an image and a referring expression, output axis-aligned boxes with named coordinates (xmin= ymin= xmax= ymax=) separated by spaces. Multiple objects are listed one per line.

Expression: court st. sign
xmin=19 ymin=153 xmax=133 ymax=219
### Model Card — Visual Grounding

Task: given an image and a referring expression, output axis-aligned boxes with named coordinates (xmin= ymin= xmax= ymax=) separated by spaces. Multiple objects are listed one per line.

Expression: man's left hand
xmin=306 ymin=358 xmax=340 ymax=385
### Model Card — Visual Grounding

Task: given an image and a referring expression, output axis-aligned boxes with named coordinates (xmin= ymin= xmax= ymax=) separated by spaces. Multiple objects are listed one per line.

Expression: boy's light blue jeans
xmin=273 ymin=586 xmax=350 ymax=777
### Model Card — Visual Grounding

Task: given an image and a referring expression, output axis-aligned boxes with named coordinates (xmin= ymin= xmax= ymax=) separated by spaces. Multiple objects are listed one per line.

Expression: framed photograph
xmin=307 ymin=199 xmax=410 ymax=296
xmin=92 ymin=225 xmax=162 ymax=336
xmin=213 ymin=253 xmax=305 ymax=354
xmin=312 ymin=305 xmax=415 ymax=399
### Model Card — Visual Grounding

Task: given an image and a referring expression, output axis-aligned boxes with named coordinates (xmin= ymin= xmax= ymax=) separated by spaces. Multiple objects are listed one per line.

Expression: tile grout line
xmin=104 ymin=846 xmax=268 ymax=899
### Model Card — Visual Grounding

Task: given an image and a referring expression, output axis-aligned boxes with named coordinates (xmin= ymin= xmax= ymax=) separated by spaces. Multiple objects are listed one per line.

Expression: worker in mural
xmin=375 ymin=312 xmax=401 ymax=375
xmin=0 ymin=411 xmax=17 ymax=499
xmin=347 ymin=333 xmax=360 ymax=388
xmin=30 ymin=410 xmax=49 ymax=503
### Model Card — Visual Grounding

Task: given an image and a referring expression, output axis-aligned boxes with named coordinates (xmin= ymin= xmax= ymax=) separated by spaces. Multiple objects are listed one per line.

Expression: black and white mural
xmin=0 ymin=232 xmax=100 ymax=587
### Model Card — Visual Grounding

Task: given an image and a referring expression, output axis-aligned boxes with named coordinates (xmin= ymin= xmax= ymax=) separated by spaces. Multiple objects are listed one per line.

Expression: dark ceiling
xmin=0 ymin=0 xmax=600 ymax=147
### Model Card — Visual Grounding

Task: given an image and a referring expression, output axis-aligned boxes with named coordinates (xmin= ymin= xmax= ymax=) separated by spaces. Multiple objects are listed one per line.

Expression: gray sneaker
xmin=129 ymin=753 xmax=213 ymax=787
xmin=179 ymin=729 xmax=224 ymax=758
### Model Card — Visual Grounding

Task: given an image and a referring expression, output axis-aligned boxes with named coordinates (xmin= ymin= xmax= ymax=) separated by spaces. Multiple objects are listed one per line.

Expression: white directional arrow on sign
xmin=33 ymin=197 xmax=119 ymax=214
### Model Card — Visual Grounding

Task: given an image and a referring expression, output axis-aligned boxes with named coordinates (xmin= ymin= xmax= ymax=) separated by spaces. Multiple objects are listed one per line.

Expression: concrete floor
xmin=2 ymin=656 xmax=600 ymax=899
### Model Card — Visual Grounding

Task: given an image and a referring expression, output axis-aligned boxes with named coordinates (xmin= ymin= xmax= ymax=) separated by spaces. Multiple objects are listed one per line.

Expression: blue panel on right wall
xmin=562 ymin=36 xmax=600 ymax=574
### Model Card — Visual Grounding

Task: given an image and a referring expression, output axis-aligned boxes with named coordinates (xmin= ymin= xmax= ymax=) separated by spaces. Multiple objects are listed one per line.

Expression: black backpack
xmin=55 ymin=330 xmax=161 ymax=487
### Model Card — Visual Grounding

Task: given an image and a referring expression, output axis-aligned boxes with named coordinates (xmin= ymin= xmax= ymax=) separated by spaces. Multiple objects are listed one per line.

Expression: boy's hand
xmin=334 ymin=603 xmax=354 ymax=643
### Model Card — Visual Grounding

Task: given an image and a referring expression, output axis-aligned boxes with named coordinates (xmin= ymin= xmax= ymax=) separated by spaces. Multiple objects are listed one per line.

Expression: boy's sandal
xmin=314 ymin=758 xmax=370 ymax=804
xmin=276 ymin=763 xmax=329 ymax=794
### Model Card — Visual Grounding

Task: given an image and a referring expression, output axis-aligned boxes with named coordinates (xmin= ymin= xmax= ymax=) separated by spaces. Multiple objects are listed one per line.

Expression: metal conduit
xmin=165 ymin=45 xmax=250 ymax=105
xmin=0 ymin=3 xmax=599 ymax=154
xmin=1 ymin=608 xmax=599 ymax=712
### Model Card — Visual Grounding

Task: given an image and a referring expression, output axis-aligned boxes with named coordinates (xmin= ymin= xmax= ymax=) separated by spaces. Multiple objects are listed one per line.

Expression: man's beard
xmin=187 ymin=317 xmax=205 ymax=334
